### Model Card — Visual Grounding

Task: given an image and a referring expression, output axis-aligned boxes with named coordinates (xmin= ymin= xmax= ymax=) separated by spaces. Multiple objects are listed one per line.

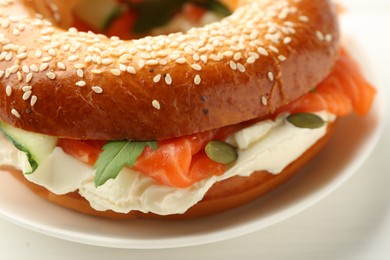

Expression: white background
xmin=1 ymin=0 xmax=389 ymax=259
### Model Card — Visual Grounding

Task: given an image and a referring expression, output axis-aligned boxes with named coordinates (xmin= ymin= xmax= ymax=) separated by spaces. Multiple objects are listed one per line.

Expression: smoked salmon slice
xmin=58 ymin=48 xmax=376 ymax=188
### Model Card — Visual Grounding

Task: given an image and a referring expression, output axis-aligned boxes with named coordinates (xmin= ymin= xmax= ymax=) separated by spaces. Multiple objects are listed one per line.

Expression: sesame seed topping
xmin=175 ymin=57 xmax=187 ymax=64
xmin=233 ymin=52 xmax=242 ymax=61
xmin=22 ymin=86 xmax=32 ymax=92
xmin=237 ymin=63 xmax=246 ymax=73
xmin=11 ymin=109 xmax=20 ymax=118
xmin=283 ymin=37 xmax=292 ymax=44
xmin=316 ymin=30 xmax=324 ymax=41
xmin=22 ymin=91 xmax=32 ymax=100
xmin=194 ymin=75 xmax=201 ymax=85
xmin=39 ymin=63 xmax=49 ymax=72
xmin=57 ymin=62 xmax=66 ymax=70
xmin=46 ymin=72 xmax=56 ymax=79
xmin=165 ymin=74 xmax=172 ymax=85
xmin=191 ymin=64 xmax=202 ymax=71
xmin=22 ymin=65 xmax=29 ymax=73
xmin=68 ymin=55 xmax=79 ymax=62
xmin=5 ymin=85 xmax=12 ymax=96
xmin=153 ymin=74 xmax=161 ymax=83
xmin=299 ymin=15 xmax=309 ymax=22
xmin=16 ymin=53 xmax=27 ymax=60
xmin=261 ymin=96 xmax=268 ymax=106
xmin=30 ymin=64 xmax=38 ymax=72
xmin=268 ymin=72 xmax=274 ymax=81
xmin=278 ymin=55 xmax=287 ymax=61
xmin=30 ymin=95 xmax=38 ymax=106
xmin=102 ymin=58 xmax=113 ymax=65
xmin=127 ymin=66 xmax=136 ymax=74
xmin=257 ymin=47 xmax=269 ymax=56
xmin=26 ymin=73 xmax=33 ymax=83
xmin=247 ymin=56 xmax=256 ymax=64
xmin=76 ymin=81 xmax=86 ymax=87
xmin=152 ymin=100 xmax=161 ymax=110
xmin=325 ymin=34 xmax=333 ymax=42
xmin=269 ymin=46 xmax=279 ymax=53
xmin=92 ymin=86 xmax=103 ymax=94
xmin=230 ymin=60 xmax=237 ymax=70
xmin=9 ymin=65 xmax=19 ymax=74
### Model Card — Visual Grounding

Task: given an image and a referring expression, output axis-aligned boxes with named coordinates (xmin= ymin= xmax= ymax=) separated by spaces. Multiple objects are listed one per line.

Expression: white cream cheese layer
xmin=0 ymin=112 xmax=335 ymax=215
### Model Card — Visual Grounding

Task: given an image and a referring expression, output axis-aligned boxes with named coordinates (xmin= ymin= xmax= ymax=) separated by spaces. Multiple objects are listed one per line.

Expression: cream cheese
xmin=0 ymin=112 xmax=335 ymax=215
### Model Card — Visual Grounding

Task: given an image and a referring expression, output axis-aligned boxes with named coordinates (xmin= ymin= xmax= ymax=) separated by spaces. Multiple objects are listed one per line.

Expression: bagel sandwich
xmin=0 ymin=0 xmax=376 ymax=219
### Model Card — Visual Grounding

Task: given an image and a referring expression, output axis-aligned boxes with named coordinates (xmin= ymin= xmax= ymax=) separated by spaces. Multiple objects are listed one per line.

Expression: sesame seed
xmin=119 ymin=64 xmax=127 ymax=71
xmin=194 ymin=75 xmax=201 ymax=85
xmin=153 ymin=74 xmax=161 ymax=83
xmin=17 ymin=72 xmax=22 ymax=82
xmin=230 ymin=60 xmax=237 ymax=70
xmin=30 ymin=64 xmax=38 ymax=72
xmin=46 ymin=72 xmax=56 ymax=79
xmin=68 ymin=55 xmax=79 ymax=62
xmin=76 ymin=69 xmax=84 ymax=78
xmin=6 ymin=85 xmax=12 ymax=96
xmin=234 ymin=52 xmax=242 ymax=61
xmin=1 ymin=20 xmax=10 ymax=29
xmin=191 ymin=64 xmax=202 ymax=71
xmin=76 ymin=81 xmax=86 ymax=87
xmin=268 ymin=72 xmax=274 ymax=81
xmin=127 ymin=66 xmax=136 ymax=74
xmin=57 ymin=62 xmax=66 ymax=70
xmin=299 ymin=15 xmax=309 ymax=22
xmin=11 ymin=109 xmax=20 ymax=118
xmin=152 ymin=100 xmax=161 ymax=110
xmin=261 ymin=96 xmax=268 ymax=106
xmin=283 ymin=37 xmax=292 ymax=44
xmin=200 ymin=55 xmax=208 ymax=63
xmin=325 ymin=34 xmax=333 ymax=42
xmin=92 ymin=86 xmax=103 ymax=94
xmin=101 ymin=58 xmax=113 ymax=65
xmin=22 ymin=65 xmax=29 ymax=73
xmin=165 ymin=74 xmax=172 ymax=85
xmin=35 ymin=49 xmax=42 ymax=58
xmin=5 ymin=52 xmax=12 ymax=61
xmin=175 ymin=57 xmax=187 ymax=64
xmin=138 ymin=60 xmax=145 ymax=69
xmin=237 ymin=63 xmax=246 ymax=73
xmin=111 ymin=69 xmax=121 ymax=76
xmin=0 ymin=71 xmax=4 ymax=78
xmin=16 ymin=53 xmax=27 ymax=60
xmin=193 ymin=53 xmax=200 ymax=61
xmin=9 ymin=65 xmax=19 ymax=74
xmin=91 ymin=69 xmax=102 ymax=74
xmin=26 ymin=73 xmax=33 ymax=83
xmin=247 ymin=56 xmax=256 ymax=64
xmin=22 ymin=86 xmax=32 ymax=92
xmin=278 ymin=55 xmax=287 ymax=61
xmin=269 ymin=46 xmax=279 ymax=53
xmin=316 ymin=30 xmax=324 ymax=41
xmin=48 ymin=49 xmax=56 ymax=56
xmin=146 ymin=59 xmax=158 ymax=65
xmin=30 ymin=95 xmax=38 ymax=106
xmin=39 ymin=63 xmax=49 ymax=72
xmin=23 ymin=91 xmax=32 ymax=100
xmin=257 ymin=47 xmax=269 ymax=56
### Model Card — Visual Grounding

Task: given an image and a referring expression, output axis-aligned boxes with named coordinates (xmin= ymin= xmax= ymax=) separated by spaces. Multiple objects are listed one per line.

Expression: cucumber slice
xmin=0 ymin=122 xmax=58 ymax=174
xmin=73 ymin=0 xmax=122 ymax=31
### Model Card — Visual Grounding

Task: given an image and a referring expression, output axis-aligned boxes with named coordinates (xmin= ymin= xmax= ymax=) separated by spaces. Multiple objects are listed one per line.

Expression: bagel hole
xmin=71 ymin=0 xmax=230 ymax=39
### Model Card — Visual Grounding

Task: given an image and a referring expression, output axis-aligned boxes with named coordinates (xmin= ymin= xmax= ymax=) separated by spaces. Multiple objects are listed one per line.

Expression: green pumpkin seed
xmin=287 ymin=113 xmax=325 ymax=129
xmin=205 ymin=140 xmax=238 ymax=164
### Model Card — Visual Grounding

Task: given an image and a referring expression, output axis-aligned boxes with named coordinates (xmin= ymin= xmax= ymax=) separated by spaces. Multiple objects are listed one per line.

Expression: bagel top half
xmin=0 ymin=0 xmax=339 ymax=140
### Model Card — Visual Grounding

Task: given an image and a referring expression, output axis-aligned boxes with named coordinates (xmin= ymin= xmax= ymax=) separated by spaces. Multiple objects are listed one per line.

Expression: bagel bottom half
xmin=1 ymin=122 xmax=335 ymax=220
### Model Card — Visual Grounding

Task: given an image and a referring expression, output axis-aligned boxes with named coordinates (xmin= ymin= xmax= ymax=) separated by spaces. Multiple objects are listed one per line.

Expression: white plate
xmin=0 ymin=35 xmax=385 ymax=249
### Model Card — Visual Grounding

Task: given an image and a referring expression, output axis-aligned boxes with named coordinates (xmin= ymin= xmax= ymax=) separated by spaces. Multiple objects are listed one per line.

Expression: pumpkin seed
xmin=205 ymin=140 xmax=237 ymax=164
xmin=287 ymin=113 xmax=325 ymax=129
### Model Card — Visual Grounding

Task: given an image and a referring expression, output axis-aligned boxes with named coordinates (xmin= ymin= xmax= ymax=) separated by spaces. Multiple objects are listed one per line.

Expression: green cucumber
xmin=0 ymin=122 xmax=58 ymax=174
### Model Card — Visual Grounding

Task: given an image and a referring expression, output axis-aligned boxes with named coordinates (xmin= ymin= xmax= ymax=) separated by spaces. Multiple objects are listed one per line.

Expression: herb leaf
xmin=94 ymin=140 xmax=157 ymax=187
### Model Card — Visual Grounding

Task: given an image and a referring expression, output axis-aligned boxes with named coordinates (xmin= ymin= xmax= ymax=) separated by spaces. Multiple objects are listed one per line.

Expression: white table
xmin=1 ymin=1 xmax=389 ymax=259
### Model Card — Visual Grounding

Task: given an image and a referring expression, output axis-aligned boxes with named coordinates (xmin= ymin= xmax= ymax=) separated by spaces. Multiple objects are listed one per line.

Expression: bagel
xmin=0 ymin=0 xmax=376 ymax=219
xmin=0 ymin=0 xmax=339 ymax=140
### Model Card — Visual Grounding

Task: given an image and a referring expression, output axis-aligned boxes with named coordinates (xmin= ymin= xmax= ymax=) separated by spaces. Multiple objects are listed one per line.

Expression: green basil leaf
xmin=94 ymin=140 xmax=157 ymax=187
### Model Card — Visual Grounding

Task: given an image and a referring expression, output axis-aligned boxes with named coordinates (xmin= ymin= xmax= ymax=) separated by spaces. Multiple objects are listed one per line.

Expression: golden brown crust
xmin=0 ymin=0 xmax=339 ymax=140
xmin=3 ymin=122 xmax=335 ymax=219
